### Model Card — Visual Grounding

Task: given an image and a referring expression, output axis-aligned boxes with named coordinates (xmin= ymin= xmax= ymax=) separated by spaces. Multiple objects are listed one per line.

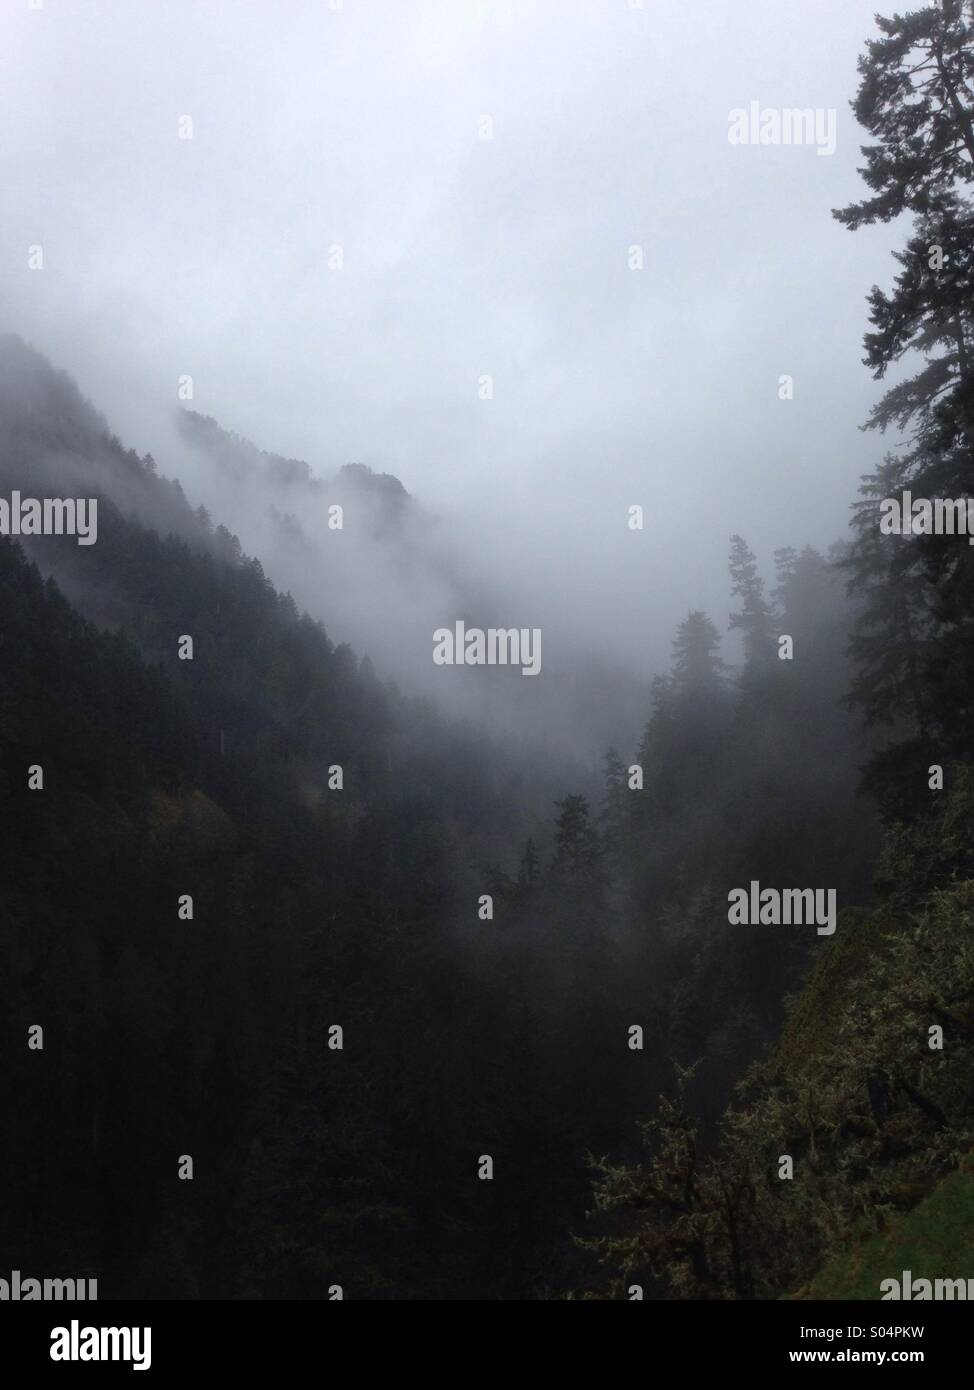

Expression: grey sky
xmin=1 ymin=0 xmax=906 ymax=712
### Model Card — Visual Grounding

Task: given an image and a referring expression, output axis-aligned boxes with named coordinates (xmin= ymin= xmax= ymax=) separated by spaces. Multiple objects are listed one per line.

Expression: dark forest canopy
xmin=2 ymin=1 xmax=974 ymax=1303
xmin=0 ymin=331 xmax=876 ymax=1297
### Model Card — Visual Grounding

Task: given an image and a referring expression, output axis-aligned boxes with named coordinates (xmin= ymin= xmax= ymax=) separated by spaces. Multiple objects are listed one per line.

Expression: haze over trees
xmin=0 ymin=330 xmax=876 ymax=1297
xmin=2 ymin=1 xmax=974 ymax=1302
xmin=581 ymin=0 xmax=974 ymax=1300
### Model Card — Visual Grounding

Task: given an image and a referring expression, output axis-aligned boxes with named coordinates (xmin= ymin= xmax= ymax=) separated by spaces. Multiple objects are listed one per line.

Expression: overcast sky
xmin=1 ymin=0 xmax=907 ymax=687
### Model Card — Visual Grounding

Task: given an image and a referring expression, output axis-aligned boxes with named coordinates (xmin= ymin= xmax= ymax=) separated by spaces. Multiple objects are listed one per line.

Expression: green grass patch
xmin=793 ymin=1161 xmax=974 ymax=1299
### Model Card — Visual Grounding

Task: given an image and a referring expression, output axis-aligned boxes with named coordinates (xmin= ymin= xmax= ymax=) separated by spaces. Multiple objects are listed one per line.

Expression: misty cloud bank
xmin=0 ymin=0 xmax=906 ymax=761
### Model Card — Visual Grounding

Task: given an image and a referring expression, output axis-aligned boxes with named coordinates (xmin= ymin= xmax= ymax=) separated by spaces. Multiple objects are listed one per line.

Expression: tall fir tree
xmin=836 ymin=1 xmax=974 ymax=777
xmin=728 ymin=535 xmax=776 ymax=677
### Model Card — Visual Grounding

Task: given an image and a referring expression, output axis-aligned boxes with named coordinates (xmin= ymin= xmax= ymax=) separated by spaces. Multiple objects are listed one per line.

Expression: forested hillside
xmin=3 ymin=0 xmax=973 ymax=1306
xmin=0 ymin=332 xmax=876 ymax=1297
xmin=577 ymin=0 xmax=974 ymax=1301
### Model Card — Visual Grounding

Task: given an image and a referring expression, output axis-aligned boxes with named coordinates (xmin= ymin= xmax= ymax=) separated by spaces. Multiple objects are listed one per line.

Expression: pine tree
xmin=833 ymin=2 xmax=974 ymax=231
xmin=728 ymin=535 xmax=776 ymax=675
xmin=517 ymin=836 xmax=539 ymax=891
xmin=598 ymin=747 xmax=628 ymax=878
xmin=836 ymin=2 xmax=974 ymax=767
xmin=552 ymin=794 xmax=602 ymax=887
xmin=843 ymin=456 xmax=935 ymax=735
xmin=670 ymin=611 xmax=725 ymax=699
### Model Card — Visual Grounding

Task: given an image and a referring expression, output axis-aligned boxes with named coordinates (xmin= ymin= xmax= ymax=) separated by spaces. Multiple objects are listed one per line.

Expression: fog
xmin=0 ymin=0 xmax=904 ymax=755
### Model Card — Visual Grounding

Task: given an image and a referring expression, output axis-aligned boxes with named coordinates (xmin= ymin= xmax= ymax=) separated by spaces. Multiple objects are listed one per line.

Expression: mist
xmin=0 ymin=0 xmax=906 ymax=761
xmin=7 ymin=0 xmax=974 ymax=1323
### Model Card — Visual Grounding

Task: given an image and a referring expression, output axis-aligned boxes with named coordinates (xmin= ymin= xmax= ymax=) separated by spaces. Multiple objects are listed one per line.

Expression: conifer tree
xmin=836 ymin=1 xmax=974 ymax=766
xmin=728 ymin=535 xmax=776 ymax=675
xmin=670 ymin=611 xmax=725 ymax=699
